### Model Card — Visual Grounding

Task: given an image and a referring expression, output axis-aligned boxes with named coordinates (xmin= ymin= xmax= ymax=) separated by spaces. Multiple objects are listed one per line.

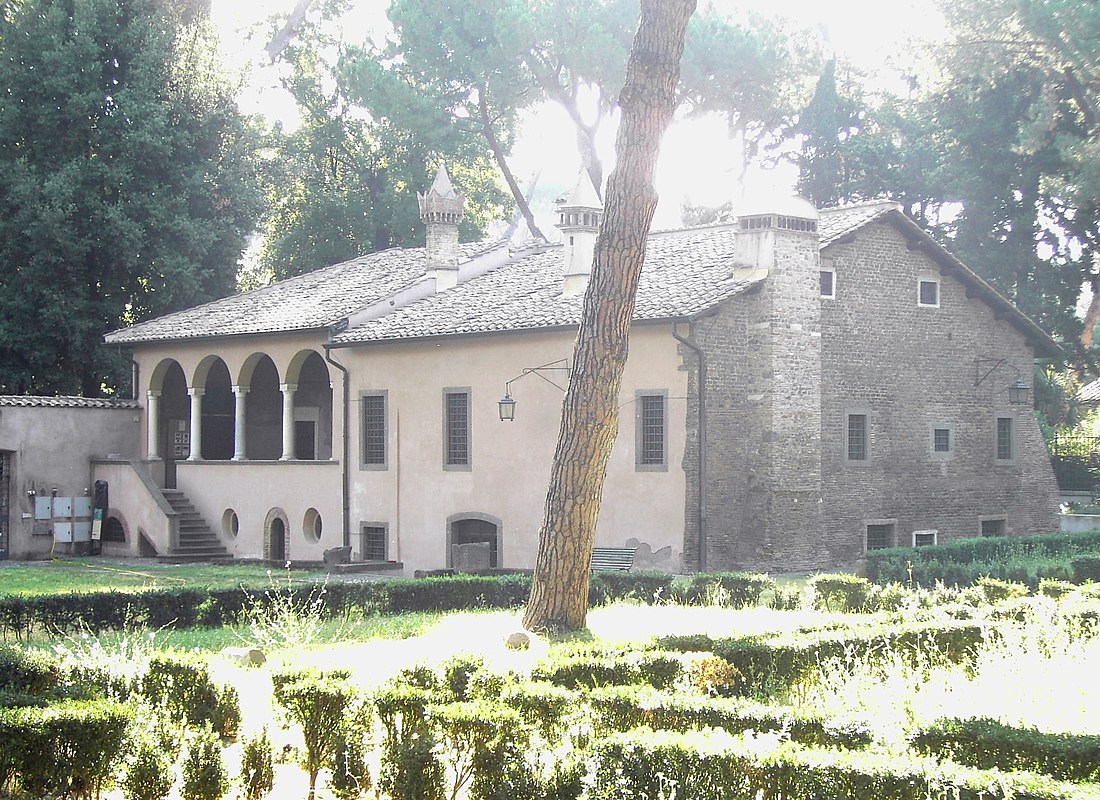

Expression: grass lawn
xmin=0 ymin=557 xmax=340 ymax=596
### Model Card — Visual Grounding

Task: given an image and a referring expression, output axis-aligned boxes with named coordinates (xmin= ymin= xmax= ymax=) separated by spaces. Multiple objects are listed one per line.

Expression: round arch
xmin=148 ymin=358 xmax=185 ymax=393
xmin=264 ymin=507 xmax=290 ymax=563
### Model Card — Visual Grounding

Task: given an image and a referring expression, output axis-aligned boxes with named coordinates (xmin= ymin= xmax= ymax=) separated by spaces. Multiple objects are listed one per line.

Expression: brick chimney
xmin=555 ymin=171 xmax=603 ymax=296
xmin=418 ymin=165 xmax=465 ymax=291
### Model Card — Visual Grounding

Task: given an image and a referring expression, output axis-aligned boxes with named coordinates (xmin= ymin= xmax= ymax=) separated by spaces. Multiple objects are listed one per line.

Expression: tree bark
xmin=523 ymin=0 xmax=696 ymax=634
xmin=265 ymin=0 xmax=317 ymax=63
xmin=477 ymin=87 xmax=548 ymax=242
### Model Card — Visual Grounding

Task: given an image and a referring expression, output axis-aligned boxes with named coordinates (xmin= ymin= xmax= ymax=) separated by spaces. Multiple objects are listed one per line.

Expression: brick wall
xmin=681 ymin=216 xmax=1060 ymax=573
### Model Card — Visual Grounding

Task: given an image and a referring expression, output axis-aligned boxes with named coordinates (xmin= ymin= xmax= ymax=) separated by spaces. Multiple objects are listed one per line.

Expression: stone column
xmin=232 ymin=385 xmax=249 ymax=461
xmin=146 ymin=390 xmax=161 ymax=460
xmin=280 ymin=383 xmax=297 ymax=461
xmin=188 ymin=387 xmax=204 ymax=461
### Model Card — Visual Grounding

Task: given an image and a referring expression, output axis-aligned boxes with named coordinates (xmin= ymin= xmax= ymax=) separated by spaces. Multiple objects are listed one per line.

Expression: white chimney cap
xmin=736 ymin=194 xmax=819 ymax=220
xmin=557 ymin=170 xmax=603 ymax=211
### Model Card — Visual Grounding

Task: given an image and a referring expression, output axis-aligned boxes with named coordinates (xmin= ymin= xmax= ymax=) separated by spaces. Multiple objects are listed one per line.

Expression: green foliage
xmin=592 ymin=572 xmax=676 ymax=603
xmin=911 ymin=717 xmax=1100 ymax=783
xmin=273 ymin=671 xmax=359 ymax=798
xmin=0 ymin=699 xmax=130 ymax=799
xmin=180 ymin=724 xmax=229 ymax=800
xmin=657 ymin=620 xmax=987 ymax=697
xmin=586 ymin=685 xmax=872 ymax=749
xmin=140 ymin=653 xmax=239 ymax=736
xmin=864 ymin=531 xmax=1100 ymax=588
xmin=687 ymin=655 xmax=742 ymax=697
xmin=1071 ymin=556 xmax=1100 ymax=583
xmin=976 ymin=577 xmax=1030 ymax=604
xmin=1038 ymin=578 xmax=1076 ymax=599
xmin=677 ymin=572 xmax=776 ymax=607
xmin=589 ymin=728 xmax=1091 ymax=800
xmin=531 ymin=650 xmax=683 ymax=690
xmin=430 ymin=701 xmax=533 ymax=800
xmin=498 ymin=681 xmax=575 ymax=740
xmin=809 ymin=573 xmax=873 ymax=612
xmin=122 ymin=731 xmax=174 ymax=800
xmin=330 ymin=725 xmax=370 ymax=799
xmin=0 ymin=644 xmax=60 ymax=696
xmin=239 ymin=727 xmax=275 ymax=800
xmin=0 ymin=0 xmax=261 ymax=394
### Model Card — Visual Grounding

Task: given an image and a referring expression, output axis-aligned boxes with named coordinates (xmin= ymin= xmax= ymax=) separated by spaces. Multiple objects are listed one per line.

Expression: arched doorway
xmin=242 ymin=355 xmax=282 ymax=460
xmin=154 ymin=361 xmax=188 ymax=488
xmin=287 ymin=350 xmax=333 ymax=460
xmin=447 ymin=514 xmax=502 ymax=570
xmin=195 ymin=357 xmax=234 ymax=460
xmin=266 ymin=514 xmax=287 ymax=562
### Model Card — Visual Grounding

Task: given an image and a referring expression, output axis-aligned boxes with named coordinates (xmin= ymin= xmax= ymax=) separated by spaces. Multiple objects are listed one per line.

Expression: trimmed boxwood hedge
xmin=656 ymin=620 xmax=987 ymax=696
xmin=589 ymin=728 xmax=1100 ymax=800
xmin=911 ymin=718 xmax=1100 ymax=783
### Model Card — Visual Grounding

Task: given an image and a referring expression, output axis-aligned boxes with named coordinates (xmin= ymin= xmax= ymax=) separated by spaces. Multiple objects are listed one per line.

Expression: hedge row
xmin=911 ymin=718 xmax=1100 ymax=783
xmin=656 ymin=619 xmax=988 ymax=696
xmin=0 ymin=569 xmax=789 ymax=640
xmin=0 ymin=700 xmax=129 ymax=798
xmin=585 ymin=686 xmax=872 ymax=749
xmin=589 ymin=728 xmax=1100 ymax=800
xmin=864 ymin=530 xmax=1100 ymax=587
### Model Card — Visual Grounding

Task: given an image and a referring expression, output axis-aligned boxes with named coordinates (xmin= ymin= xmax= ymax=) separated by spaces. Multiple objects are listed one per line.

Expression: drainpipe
xmin=323 ymin=344 xmax=351 ymax=549
xmin=672 ymin=321 xmax=707 ymax=573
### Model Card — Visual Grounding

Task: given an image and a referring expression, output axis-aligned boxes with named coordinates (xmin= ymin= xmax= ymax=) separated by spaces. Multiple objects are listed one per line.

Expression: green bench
xmin=590 ymin=546 xmax=636 ymax=572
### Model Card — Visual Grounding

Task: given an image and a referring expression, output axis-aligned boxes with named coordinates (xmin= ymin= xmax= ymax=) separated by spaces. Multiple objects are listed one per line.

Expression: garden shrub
xmin=767 ymin=583 xmax=802 ymax=610
xmin=441 ymin=654 xmax=487 ymax=701
xmin=585 ymin=686 xmax=871 ymax=748
xmin=430 ymin=701 xmax=533 ymax=800
xmin=330 ymin=724 xmax=370 ymax=799
xmin=677 ymin=572 xmax=775 ymax=607
xmin=976 ymin=576 xmax=1029 ymax=603
xmin=239 ymin=727 xmax=275 ymax=800
xmin=373 ymin=682 xmax=446 ymax=800
xmin=140 ymin=652 xmax=239 ymax=736
xmin=686 ymin=655 xmax=741 ymax=697
xmin=531 ymin=651 xmax=683 ymax=690
xmin=589 ymin=728 xmax=1093 ymax=800
xmin=810 ymin=573 xmax=872 ymax=612
xmin=1071 ymin=556 xmax=1100 ymax=583
xmin=0 ymin=645 xmax=60 ymax=696
xmin=499 ymin=681 xmax=575 ymax=740
xmin=0 ymin=699 xmax=130 ymax=800
xmin=911 ymin=717 xmax=1100 ymax=782
xmin=273 ymin=672 xmax=359 ymax=799
xmin=594 ymin=571 xmax=676 ymax=603
xmin=1038 ymin=578 xmax=1075 ymax=599
xmin=180 ymin=724 xmax=228 ymax=800
xmin=122 ymin=732 xmax=174 ymax=800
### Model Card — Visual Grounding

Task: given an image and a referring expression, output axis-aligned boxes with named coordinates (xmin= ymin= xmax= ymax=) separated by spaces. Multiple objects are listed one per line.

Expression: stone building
xmin=93 ymin=168 xmax=1061 ymax=573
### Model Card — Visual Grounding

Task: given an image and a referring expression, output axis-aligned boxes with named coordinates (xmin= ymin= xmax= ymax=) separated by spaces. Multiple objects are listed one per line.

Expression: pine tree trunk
xmin=523 ymin=0 xmax=696 ymax=633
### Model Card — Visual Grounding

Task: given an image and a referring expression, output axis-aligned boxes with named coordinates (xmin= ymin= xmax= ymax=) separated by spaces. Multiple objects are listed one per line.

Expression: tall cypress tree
xmin=0 ymin=0 xmax=261 ymax=396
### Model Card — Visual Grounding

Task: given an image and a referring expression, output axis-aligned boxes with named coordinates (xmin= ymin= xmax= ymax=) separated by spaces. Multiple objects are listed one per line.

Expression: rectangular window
xmin=360 ymin=392 xmax=387 ymax=468
xmin=912 ymin=529 xmax=938 ymax=547
xmin=360 ymin=524 xmax=387 ymax=561
xmin=820 ymin=268 xmax=835 ymax=299
xmin=847 ymin=413 xmax=868 ymax=461
xmin=996 ymin=416 xmax=1014 ymax=461
xmin=933 ymin=427 xmax=951 ymax=453
xmin=444 ymin=390 xmax=471 ymax=468
xmin=918 ymin=278 xmax=940 ymax=307
xmin=637 ymin=392 xmax=667 ymax=470
xmin=866 ymin=523 xmax=895 ymax=551
xmin=980 ymin=518 xmax=1005 ymax=537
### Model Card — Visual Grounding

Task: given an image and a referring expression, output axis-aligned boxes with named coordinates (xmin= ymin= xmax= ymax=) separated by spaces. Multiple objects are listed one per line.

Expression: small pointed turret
xmin=555 ymin=170 xmax=603 ymax=296
xmin=418 ymin=165 xmax=466 ymax=290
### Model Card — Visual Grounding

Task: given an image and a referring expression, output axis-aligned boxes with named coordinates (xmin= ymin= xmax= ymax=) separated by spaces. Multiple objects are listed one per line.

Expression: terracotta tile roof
xmin=103 ymin=242 xmax=490 ymax=345
xmin=332 ymin=224 xmax=756 ymax=344
xmin=0 ymin=395 xmax=140 ymax=409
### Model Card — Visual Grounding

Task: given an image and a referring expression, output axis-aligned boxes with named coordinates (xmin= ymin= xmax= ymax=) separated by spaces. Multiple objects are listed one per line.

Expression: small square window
xmin=980 ymin=518 xmax=1005 ymax=537
xmin=918 ymin=278 xmax=939 ymax=307
xmin=847 ymin=413 xmax=868 ymax=461
xmin=866 ymin=523 xmax=895 ymax=550
xmin=933 ymin=427 xmax=951 ymax=453
xmin=820 ymin=268 xmax=835 ymax=299
xmin=912 ymin=529 xmax=938 ymax=547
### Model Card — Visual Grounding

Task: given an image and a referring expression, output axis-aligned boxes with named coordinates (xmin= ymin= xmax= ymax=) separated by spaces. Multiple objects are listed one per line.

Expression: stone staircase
xmin=160 ymin=489 xmax=231 ymax=561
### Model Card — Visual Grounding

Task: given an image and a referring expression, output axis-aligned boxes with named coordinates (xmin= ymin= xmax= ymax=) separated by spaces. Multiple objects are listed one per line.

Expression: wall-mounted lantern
xmin=497 ymin=359 xmax=571 ymax=422
xmin=975 ymin=357 xmax=1030 ymax=405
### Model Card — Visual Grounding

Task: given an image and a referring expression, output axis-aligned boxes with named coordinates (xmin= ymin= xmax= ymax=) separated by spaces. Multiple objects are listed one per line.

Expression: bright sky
xmin=211 ymin=0 xmax=945 ymax=231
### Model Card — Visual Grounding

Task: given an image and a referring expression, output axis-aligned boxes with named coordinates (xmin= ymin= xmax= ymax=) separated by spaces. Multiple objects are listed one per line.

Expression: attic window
xmin=918 ymin=277 xmax=939 ymax=307
xmin=820 ymin=267 xmax=835 ymax=299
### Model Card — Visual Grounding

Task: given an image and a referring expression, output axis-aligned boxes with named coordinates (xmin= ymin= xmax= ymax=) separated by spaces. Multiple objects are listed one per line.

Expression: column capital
xmin=146 ymin=389 xmax=161 ymax=399
xmin=232 ymin=385 xmax=250 ymax=396
xmin=188 ymin=387 xmax=205 ymax=398
xmin=280 ymin=383 xmax=299 ymax=394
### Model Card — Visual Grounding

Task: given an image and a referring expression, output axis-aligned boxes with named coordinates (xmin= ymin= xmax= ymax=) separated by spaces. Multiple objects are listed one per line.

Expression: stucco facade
xmin=96 ymin=176 xmax=1061 ymax=574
